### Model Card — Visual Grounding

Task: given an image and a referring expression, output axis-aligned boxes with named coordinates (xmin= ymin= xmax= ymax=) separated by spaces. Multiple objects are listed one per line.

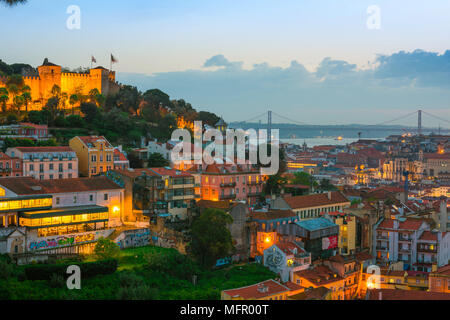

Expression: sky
xmin=1 ymin=0 xmax=450 ymax=126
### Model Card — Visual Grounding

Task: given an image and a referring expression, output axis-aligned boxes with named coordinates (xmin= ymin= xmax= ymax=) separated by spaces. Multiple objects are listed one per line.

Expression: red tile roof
xmin=283 ymin=191 xmax=349 ymax=210
xmin=113 ymin=149 xmax=128 ymax=161
xmin=419 ymin=231 xmax=438 ymax=241
xmin=378 ymin=218 xmax=426 ymax=231
xmin=13 ymin=146 xmax=73 ymax=153
xmin=367 ymin=289 xmax=450 ymax=300
xmin=78 ymin=136 xmax=113 ymax=148
xmin=222 ymin=279 xmax=293 ymax=299
xmin=251 ymin=210 xmax=296 ymax=221
xmin=0 ymin=176 xmax=122 ymax=195
xmin=294 ymin=265 xmax=343 ymax=286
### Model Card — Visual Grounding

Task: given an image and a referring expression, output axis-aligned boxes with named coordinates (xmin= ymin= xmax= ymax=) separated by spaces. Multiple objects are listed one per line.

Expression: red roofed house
xmin=69 ymin=136 xmax=114 ymax=177
xmin=429 ymin=264 xmax=450 ymax=293
xmin=374 ymin=218 xmax=430 ymax=269
xmin=272 ymin=191 xmax=350 ymax=220
xmin=221 ymin=279 xmax=303 ymax=300
xmin=113 ymin=147 xmax=129 ymax=171
xmin=6 ymin=146 xmax=78 ymax=180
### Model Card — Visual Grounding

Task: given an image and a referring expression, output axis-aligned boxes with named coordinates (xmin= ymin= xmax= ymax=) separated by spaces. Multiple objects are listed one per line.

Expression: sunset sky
xmin=1 ymin=0 xmax=450 ymax=125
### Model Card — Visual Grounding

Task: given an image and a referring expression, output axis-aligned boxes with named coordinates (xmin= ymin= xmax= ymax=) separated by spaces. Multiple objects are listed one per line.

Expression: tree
xmin=69 ymin=94 xmax=79 ymax=114
xmin=93 ymin=237 xmax=120 ymax=260
xmin=147 ymin=152 xmax=170 ymax=168
xmin=293 ymin=172 xmax=317 ymax=187
xmin=189 ymin=208 xmax=234 ymax=269
xmin=0 ymin=88 xmax=8 ymax=113
xmin=0 ymin=0 xmax=27 ymax=6
xmin=80 ymin=102 xmax=99 ymax=123
xmin=21 ymin=91 xmax=32 ymax=112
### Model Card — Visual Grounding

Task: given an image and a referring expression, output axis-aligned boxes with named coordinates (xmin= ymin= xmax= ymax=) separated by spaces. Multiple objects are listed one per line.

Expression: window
xmin=39 ymin=164 xmax=44 ymax=172
xmin=49 ymin=163 xmax=54 ymax=170
xmin=104 ymin=193 xmax=108 ymax=201
xmin=91 ymin=155 xmax=97 ymax=162
xmin=59 ymin=174 xmax=63 ymax=179
xmin=90 ymin=194 xmax=94 ymax=201
xmin=59 ymin=164 xmax=63 ymax=172
xmin=68 ymin=173 xmax=72 ymax=178
xmin=15 ymin=162 xmax=19 ymax=169
xmin=30 ymin=164 xmax=34 ymax=171
xmin=107 ymin=154 xmax=112 ymax=162
xmin=49 ymin=174 xmax=53 ymax=179
xmin=73 ymin=196 xmax=77 ymax=204
xmin=56 ymin=197 xmax=60 ymax=205
xmin=39 ymin=175 xmax=44 ymax=180
xmin=68 ymin=163 xmax=72 ymax=170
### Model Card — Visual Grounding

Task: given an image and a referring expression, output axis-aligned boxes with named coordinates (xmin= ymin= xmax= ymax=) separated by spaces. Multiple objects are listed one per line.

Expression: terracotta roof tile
xmin=283 ymin=191 xmax=349 ymax=210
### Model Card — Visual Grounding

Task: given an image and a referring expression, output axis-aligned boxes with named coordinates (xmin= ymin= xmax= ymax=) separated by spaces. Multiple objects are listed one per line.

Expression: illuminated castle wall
xmin=0 ymin=59 xmax=120 ymax=110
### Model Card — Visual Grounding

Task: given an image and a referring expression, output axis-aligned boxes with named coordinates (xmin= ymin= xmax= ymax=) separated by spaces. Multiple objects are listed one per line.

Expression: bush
xmin=0 ymin=256 xmax=14 ymax=280
xmin=94 ymin=238 xmax=121 ymax=260
xmin=24 ymin=259 xmax=118 ymax=281
xmin=49 ymin=273 xmax=66 ymax=288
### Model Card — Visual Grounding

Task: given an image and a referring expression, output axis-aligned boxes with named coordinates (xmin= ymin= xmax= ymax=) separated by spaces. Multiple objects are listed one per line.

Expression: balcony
xmin=376 ymin=234 xmax=389 ymax=240
xmin=376 ymin=246 xmax=389 ymax=251
xmin=247 ymin=181 xmax=262 ymax=186
xmin=220 ymin=194 xmax=236 ymax=200
xmin=220 ymin=182 xmax=236 ymax=188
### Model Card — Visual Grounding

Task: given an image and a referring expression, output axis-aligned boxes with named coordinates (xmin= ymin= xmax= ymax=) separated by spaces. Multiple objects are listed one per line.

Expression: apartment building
xmin=6 ymin=146 xmax=78 ymax=180
xmin=0 ymin=152 xmax=22 ymax=177
xmin=69 ymin=136 xmax=114 ymax=177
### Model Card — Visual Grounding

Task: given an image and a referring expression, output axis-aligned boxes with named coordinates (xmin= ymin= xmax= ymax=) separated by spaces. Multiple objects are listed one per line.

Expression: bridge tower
xmin=268 ymin=110 xmax=272 ymax=143
xmin=418 ymin=109 xmax=422 ymax=136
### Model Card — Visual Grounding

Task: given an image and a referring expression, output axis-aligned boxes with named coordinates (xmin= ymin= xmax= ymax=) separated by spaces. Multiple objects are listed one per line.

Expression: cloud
xmin=117 ymin=50 xmax=450 ymax=124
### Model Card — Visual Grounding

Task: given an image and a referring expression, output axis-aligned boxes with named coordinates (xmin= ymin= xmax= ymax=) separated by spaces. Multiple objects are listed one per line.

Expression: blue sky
xmin=1 ymin=1 xmax=450 ymax=125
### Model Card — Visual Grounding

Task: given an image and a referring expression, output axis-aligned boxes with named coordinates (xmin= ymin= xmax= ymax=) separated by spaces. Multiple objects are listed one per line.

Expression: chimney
xmin=327 ymin=192 xmax=332 ymax=200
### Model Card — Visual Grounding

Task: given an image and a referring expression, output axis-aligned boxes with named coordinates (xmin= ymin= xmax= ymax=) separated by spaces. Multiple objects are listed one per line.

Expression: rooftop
xmin=283 ymin=191 xmax=349 ymax=210
xmin=295 ymin=218 xmax=337 ymax=231
xmin=222 ymin=279 xmax=293 ymax=300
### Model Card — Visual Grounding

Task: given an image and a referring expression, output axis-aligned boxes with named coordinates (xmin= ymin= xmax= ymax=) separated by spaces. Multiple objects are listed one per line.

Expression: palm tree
xmin=22 ymin=91 xmax=32 ymax=112
xmin=0 ymin=94 xmax=8 ymax=113
xmin=69 ymin=93 xmax=79 ymax=115
xmin=13 ymin=95 xmax=24 ymax=113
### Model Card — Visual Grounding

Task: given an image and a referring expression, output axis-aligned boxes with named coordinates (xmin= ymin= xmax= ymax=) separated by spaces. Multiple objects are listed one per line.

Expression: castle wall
xmin=0 ymin=63 xmax=118 ymax=111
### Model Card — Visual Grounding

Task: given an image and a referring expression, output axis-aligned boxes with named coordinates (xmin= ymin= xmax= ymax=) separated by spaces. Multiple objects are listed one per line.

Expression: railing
xmin=220 ymin=194 xmax=236 ymax=200
xmin=247 ymin=181 xmax=262 ymax=186
xmin=220 ymin=182 xmax=236 ymax=188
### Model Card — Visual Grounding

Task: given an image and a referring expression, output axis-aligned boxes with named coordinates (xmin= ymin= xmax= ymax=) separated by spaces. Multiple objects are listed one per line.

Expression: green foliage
xmin=293 ymin=171 xmax=317 ymax=187
xmin=197 ymin=111 xmax=220 ymax=127
xmin=94 ymin=238 xmax=121 ymax=260
xmin=147 ymin=152 xmax=170 ymax=168
xmin=0 ymin=255 xmax=14 ymax=280
xmin=6 ymin=113 xmax=18 ymax=124
xmin=189 ymin=208 xmax=234 ymax=269
xmin=24 ymin=259 xmax=118 ymax=280
xmin=145 ymin=249 xmax=199 ymax=280
xmin=48 ymin=273 xmax=65 ymax=288
xmin=116 ymin=271 xmax=159 ymax=300
xmin=65 ymin=114 xmax=85 ymax=128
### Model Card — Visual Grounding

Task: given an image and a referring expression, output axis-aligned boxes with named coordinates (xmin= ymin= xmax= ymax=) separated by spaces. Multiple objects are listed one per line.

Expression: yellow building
xmin=292 ymin=265 xmax=346 ymax=300
xmin=330 ymin=213 xmax=357 ymax=255
xmin=0 ymin=58 xmax=119 ymax=110
xmin=69 ymin=136 xmax=115 ymax=177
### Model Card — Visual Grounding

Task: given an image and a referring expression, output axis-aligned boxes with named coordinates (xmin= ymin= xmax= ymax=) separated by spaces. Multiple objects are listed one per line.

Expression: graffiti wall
xmin=115 ymin=228 xmax=150 ymax=249
xmin=27 ymin=230 xmax=113 ymax=252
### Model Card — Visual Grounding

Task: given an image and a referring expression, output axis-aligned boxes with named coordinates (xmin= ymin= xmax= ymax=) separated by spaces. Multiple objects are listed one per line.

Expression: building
xmin=197 ymin=200 xmax=251 ymax=261
xmin=263 ymin=241 xmax=311 ymax=282
xmin=366 ymin=289 xmax=450 ymax=300
xmin=277 ymin=217 xmax=339 ymax=260
xmin=321 ymin=211 xmax=359 ymax=255
xmin=221 ymin=279 xmax=303 ymax=300
xmin=416 ymin=230 xmax=450 ymax=272
xmin=373 ymin=218 xmax=430 ymax=269
xmin=272 ymin=191 xmax=350 ymax=220
xmin=69 ymin=136 xmax=115 ymax=177
xmin=112 ymin=167 xmax=195 ymax=221
xmin=429 ymin=264 xmax=450 ymax=293
xmin=5 ymin=146 xmax=78 ymax=180
xmin=0 ymin=123 xmax=49 ymax=140
xmin=292 ymin=265 xmax=345 ymax=300
xmin=0 ymin=152 xmax=22 ymax=177
xmin=0 ymin=58 xmax=119 ymax=110
xmin=0 ymin=176 xmax=124 ymax=255
xmin=113 ymin=147 xmax=130 ymax=171
xmin=190 ymin=162 xmax=263 ymax=206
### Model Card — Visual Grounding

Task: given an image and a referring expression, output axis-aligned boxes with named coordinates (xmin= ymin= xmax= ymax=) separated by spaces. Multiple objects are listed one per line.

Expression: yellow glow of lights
xmin=265 ymin=237 xmax=271 ymax=243
xmin=113 ymin=206 xmax=120 ymax=213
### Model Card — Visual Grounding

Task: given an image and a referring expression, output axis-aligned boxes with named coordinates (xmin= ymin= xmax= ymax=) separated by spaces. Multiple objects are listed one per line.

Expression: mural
xmin=115 ymin=229 xmax=150 ymax=249
xmin=27 ymin=231 xmax=105 ymax=251
xmin=322 ymin=235 xmax=338 ymax=250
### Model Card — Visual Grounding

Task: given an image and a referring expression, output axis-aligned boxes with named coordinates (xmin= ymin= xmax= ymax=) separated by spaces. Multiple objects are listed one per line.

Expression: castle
xmin=0 ymin=58 xmax=120 ymax=110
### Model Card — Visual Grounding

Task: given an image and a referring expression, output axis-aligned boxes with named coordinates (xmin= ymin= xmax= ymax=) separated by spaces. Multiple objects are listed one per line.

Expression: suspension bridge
xmin=230 ymin=109 xmax=450 ymax=137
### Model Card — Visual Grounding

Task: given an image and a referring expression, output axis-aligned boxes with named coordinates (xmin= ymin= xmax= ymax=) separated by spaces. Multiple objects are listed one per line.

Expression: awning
xmin=19 ymin=205 xmax=109 ymax=219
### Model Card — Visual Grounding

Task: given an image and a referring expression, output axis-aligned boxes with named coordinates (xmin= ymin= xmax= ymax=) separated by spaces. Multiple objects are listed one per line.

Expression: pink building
xmin=189 ymin=162 xmax=264 ymax=205
xmin=5 ymin=146 xmax=78 ymax=180
xmin=0 ymin=152 xmax=22 ymax=177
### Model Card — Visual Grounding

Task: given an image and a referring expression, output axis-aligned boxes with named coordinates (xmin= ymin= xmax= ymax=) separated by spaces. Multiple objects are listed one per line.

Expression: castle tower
xmin=37 ymin=58 xmax=62 ymax=101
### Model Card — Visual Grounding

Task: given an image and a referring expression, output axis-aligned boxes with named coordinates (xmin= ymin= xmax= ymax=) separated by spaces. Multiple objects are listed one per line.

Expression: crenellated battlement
xmin=23 ymin=76 xmax=41 ymax=81
xmin=61 ymin=73 xmax=91 ymax=78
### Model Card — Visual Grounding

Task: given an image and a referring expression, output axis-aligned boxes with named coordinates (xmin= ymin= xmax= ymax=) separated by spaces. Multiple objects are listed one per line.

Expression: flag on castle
xmin=111 ymin=54 xmax=118 ymax=64
xmin=91 ymin=56 xmax=97 ymax=63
